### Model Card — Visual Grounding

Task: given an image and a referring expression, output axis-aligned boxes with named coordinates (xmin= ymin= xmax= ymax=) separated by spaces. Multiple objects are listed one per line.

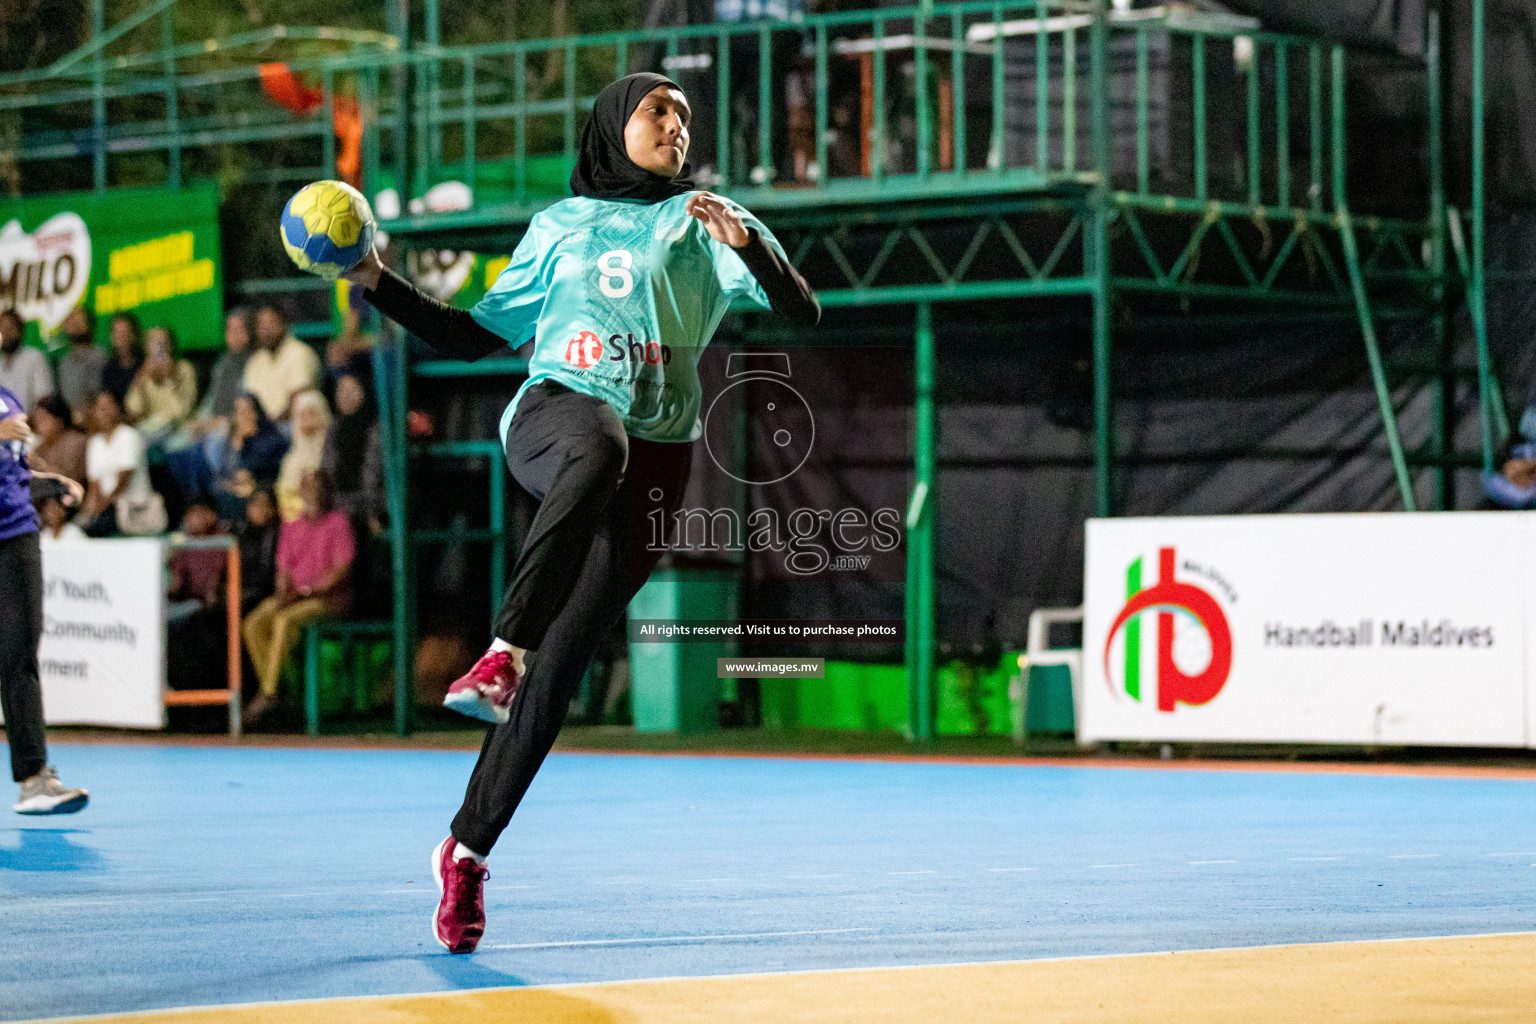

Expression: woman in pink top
xmin=241 ymin=467 xmax=354 ymax=725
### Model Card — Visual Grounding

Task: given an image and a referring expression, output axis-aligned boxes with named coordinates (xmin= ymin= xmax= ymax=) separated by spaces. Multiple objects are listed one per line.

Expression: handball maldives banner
xmin=0 ymin=182 xmax=223 ymax=350
xmin=1082 ymin=512 xmax=1536 ymax=748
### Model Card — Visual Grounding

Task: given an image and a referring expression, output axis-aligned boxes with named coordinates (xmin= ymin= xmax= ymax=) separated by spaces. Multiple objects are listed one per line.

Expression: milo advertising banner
xmin=0 ymin=182 xmax=224 ymax=350
xmin=1083 ymin=512 xmax=1536 ymax=748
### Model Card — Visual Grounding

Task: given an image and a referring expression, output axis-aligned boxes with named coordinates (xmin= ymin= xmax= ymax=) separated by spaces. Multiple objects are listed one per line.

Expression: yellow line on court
xmin=36 ymin=933 xmax=1536 ymax=1024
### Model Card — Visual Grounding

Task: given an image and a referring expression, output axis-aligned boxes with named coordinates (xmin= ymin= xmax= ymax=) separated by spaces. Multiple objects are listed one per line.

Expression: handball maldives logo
xmin=1103 ymin=546 xmax=1233 ymax=712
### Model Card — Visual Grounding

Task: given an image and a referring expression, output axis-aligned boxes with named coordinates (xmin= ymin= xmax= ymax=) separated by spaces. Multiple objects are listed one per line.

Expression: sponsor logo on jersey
xmin=605 ymin=333 xmax=672 ymax=366
xmin=563 ymin=330 xmax=603 ymax=368
xmin=564 ymin=330 xmax=673 ymax=369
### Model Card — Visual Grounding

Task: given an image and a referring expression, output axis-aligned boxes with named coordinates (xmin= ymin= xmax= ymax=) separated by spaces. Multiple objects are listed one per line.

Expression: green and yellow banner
xmin=0 ymin=182 xmax=224 ymax=351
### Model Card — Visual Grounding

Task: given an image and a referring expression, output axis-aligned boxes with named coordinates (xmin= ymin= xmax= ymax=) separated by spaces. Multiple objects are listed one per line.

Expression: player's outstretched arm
xmin=345 ymin=248 xmax=513 ymax=362
xmin=686 ymin=193 xmax=820 ymax=327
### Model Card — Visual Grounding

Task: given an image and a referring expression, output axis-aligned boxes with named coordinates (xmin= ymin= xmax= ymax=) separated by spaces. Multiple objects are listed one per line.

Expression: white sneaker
xmin=14 ymin=766 xmax=88 ymax=815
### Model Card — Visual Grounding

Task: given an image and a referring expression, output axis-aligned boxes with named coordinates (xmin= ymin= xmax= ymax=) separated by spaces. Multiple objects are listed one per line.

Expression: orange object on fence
xmin=161 ymin=541 xmax=243 ymax=738
xmin=259 ymin=63 xmax=363 ymax=187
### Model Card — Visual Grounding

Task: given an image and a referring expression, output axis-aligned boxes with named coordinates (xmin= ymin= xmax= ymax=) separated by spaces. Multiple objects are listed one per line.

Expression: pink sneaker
xmin=443 ymin=648 xmax=522 ymax=725
xmin=431 ymin=836 xmax=488 ymax=954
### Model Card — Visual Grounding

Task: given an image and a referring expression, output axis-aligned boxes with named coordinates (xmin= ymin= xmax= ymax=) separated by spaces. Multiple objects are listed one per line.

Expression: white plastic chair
xmin=1011 ymin=606 xmax=1086 ymax=748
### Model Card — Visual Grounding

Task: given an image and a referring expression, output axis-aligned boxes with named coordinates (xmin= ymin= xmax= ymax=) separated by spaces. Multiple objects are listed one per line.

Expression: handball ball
xmin=280 ymin=180 xmax=376 ymax=281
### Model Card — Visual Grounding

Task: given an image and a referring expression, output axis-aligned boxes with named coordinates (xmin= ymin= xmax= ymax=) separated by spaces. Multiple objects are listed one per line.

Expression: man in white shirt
xmin=243 ymin=306 xmax=320 ymax=423
xmin=0 ymin=310 xmax=55 ymax=412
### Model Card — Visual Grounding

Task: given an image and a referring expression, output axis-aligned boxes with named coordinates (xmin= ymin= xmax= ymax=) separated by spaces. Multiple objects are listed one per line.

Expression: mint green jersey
xmin=470 ymin=192 xmax=781 ymax=444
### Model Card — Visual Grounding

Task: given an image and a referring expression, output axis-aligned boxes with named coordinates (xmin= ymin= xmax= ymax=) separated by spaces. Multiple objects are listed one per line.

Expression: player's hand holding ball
xmin=280 ymin=180 xmax=379 ymax=284
xmin=686 ymin=192 xmax=750 ymax=248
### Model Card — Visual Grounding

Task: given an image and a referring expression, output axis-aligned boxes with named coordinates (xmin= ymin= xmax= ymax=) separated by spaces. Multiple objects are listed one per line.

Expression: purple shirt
xmin=0 ymin=384 xmax=39 ymax=541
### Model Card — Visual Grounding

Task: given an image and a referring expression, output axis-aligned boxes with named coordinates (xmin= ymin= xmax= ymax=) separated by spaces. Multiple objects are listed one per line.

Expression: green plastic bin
xmin=627 ymin=566 xmax=739 ymax=733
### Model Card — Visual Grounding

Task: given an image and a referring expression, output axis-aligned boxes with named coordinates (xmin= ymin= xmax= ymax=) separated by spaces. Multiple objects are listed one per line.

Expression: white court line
xmin=1388 ymin=854 xmax=1440 ymax=860
xmin=486 ymin=927 xmax=874 ymax=951
xmin=987 ymin=867 xmax=1037 ymax=873
xmin=1487 ymin=852 xmax=1536 ymax=857
xmin=1289 ymin=856 xmax=1342 ymax=862
xmin=887 ymin=870 xmax=938 ymax=876
xmin=783 ymin=874 xmax=844 ymax=879
xmin=1188 ymin=859 xmax=1237 ymax=865
xmin=1087 ymin=863 xmax=1135 ymax=869
xmin=678 ymin=878 xmax=739 ymax=884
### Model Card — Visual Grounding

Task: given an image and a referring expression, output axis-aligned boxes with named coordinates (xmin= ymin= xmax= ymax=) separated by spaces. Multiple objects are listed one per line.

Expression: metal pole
xmin=373 ymin=336 xmax=414 ymax=737
xmin=1470 ymin=0 xmax=1496 ymax=475
xmin=489 ymin=453 xmax=506 ymax=628
xmin=1091 ymin=0 xmax=1113 ymax=517
xmin=758 ymin=25 xmax=772 ymax=185
xmin=225 ymin=545 xmax=242 ymax=740
xmin=1332 ymin=45 xmax=1416 ymax=510
xmin=392 ymin=331 xmax=415 ymax=736
xmin=1426 ymin=10 xmax=1451 ymax=508
xmin=322 ymin=71 xmax=336 ymax=178
xmin=906 ymin=301 xmax=936 ymax=744
xmin=425 ymin=0 xmax=440 ymax=175
xmin=161 ymin=11 xmax=180 ymax=188
xmin=916 ymin=12 xmax=930 ymax=179
xmin=92 ymin=0 xmax=105 ymax=191
xmin=389 ymin=0 xmax=412 ymax=201
xmin=463 ymin=56 xmax=477 ymax=193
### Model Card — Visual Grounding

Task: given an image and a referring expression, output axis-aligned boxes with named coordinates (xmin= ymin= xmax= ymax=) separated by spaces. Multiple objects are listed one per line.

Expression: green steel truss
xmin=5 ymin=0 xmax=1495 ymax=741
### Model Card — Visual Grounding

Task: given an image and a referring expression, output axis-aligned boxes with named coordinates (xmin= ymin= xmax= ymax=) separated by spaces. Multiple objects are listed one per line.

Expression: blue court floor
xmin=4 ymin=744 xmax=1536 ymax=1021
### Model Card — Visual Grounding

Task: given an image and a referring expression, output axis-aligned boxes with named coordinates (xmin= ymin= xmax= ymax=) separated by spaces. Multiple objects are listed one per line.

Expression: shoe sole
xmin=442 ymin=689 xmax=510 ymax=726
xmin=14 ymin=793 xmax=88 ymax=815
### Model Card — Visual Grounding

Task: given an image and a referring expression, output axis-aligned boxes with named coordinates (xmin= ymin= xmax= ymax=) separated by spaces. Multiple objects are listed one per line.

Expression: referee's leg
xmin=0 ymin=530 xmax=48 ymax=784
xmin=452 ymin=437 xmax=693 ymax=854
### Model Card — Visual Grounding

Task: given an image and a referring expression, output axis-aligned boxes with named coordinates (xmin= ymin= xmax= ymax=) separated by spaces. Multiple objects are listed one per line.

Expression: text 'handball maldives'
xmin=279 ymin=180 xmax=376 ymax=281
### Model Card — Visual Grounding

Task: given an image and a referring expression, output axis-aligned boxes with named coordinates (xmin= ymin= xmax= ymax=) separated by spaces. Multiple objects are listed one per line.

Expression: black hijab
xmin=570 ymin=72 xmax=694 ymax=203
xmin=326 ymin=375 xmax=372 ymax=495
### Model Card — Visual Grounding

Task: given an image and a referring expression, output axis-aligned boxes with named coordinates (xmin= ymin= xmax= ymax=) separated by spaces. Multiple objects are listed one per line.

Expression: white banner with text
xmin=31 ymin=537 xmax=164 ymax=729
xmin=1083 ymin=512 xmax=1533 ymax=747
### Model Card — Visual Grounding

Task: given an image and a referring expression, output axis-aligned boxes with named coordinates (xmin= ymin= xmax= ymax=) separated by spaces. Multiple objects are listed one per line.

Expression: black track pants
xmin=452 ymin=380 xmax=691 ymax=854
xmin=0 ymin=530 xmax=47 ymax=783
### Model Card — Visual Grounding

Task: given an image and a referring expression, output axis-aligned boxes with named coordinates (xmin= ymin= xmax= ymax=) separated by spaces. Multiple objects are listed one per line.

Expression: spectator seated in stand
xmin=166 ymin=308 xmax=253 ymax=500
xmin=80 ymin=390 xmax=165 ymax=537
xmin=212 ymin=393 xmax=287 ymax=525
xmin=276 ymin=388 xmax=329 ymax=521
xmin=241 ymin=468 xmax=354 ymax=727
xmin=238 ymin=487 xmax=280 ymax=616
xmin=125 ymin=325 xmax=198 ymax=458
xmin=36 ymin=492 xmax=86 ymax=542
xmin=166 ymin=498 xmax=236 ymax=693
xmin=167 ymin=498 xmax=228 ymax=624
xmin=0 ymin=309 xmax=53 ymax=412
xmin=321 ymin=371 xmax=383 ymax=530
xmin=55 ymin=306 xmax=106 ymax=422
xmin=28 ymin=395 xmax=87 ymax=487
xmin=100 ymin=312 xmax=144 ymax=408
xmin=243 ymin=305 xmax=320 ymax=427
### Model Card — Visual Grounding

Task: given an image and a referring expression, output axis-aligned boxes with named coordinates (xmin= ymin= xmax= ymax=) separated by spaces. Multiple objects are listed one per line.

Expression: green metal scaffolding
xmin=2 ymin=0 xmax=1499 ymax=741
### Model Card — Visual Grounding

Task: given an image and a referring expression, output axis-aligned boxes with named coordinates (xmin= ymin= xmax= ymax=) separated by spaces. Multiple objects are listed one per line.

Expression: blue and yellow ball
xmin=279 ymin=180 xmax=376 ymax=281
